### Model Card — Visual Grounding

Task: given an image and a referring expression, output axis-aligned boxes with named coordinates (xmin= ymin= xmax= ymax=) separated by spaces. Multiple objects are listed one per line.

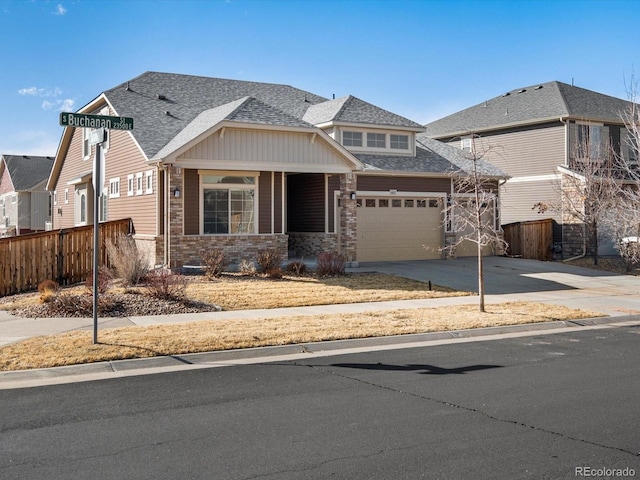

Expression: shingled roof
xmin=302 ymin=95 xmax=423 ymax=129
xmin=102 ymin=71 xmax=328 ymax=159
xmin=424 ymin=81 xmax=632 ymax=138
xmin=1 ymin=155 xmax=54 ymax=191
xmin=356 ymin=134 xmax=507 ymax=178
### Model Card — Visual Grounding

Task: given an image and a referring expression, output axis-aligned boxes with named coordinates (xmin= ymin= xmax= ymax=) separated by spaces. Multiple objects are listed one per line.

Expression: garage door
xmin=356 ymin=196 xmax=444 ymax=261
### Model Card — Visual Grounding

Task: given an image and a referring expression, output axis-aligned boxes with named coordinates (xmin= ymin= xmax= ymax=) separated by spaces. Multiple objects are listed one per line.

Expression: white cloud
xmin=18 ymin=86 xmax=63 ymax=97
xmin=18 ymin=87 xmax=39 ymax=96
xmin=39 ymin=98 xmax=75 ymax=112
xmin=55 ymin=4 xmax=67 ymax=16
xmin=59 ymin=99 xmax=75 ymax=112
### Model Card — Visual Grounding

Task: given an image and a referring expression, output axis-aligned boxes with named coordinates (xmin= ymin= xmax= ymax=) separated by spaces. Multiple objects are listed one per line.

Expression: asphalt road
xmin=1 ymin=324 xmax=639 ymax=480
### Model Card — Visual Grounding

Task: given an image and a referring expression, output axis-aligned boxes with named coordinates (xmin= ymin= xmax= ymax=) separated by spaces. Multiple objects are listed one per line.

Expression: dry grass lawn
xmin=0 ymin=301 xmax=603 ymax=371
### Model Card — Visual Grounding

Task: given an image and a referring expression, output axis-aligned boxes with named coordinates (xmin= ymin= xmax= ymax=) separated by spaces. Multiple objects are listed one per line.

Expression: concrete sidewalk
xmin=3 ymin=256 xmax=640 ymax=389
xmin=3 ymin=256 xmax=640 ymax=347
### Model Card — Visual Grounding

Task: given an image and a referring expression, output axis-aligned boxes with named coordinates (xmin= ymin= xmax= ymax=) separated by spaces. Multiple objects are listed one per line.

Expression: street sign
xmin=60 ymin=112 xmax=134 ymax=130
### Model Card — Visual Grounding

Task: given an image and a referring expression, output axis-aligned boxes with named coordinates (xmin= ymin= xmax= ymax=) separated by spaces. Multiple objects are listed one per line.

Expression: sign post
xmin=60 ymin=113 xmax=133 ymax=344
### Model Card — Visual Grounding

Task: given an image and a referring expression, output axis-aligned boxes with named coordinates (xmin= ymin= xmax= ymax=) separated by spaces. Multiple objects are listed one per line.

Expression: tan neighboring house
xmin=424 ymin=81 xmax=635 ymax=257
xmin=47 ymin=72 xmax=506 ymax=269
xmin=0 ymin=154 xmax=54 ymax=237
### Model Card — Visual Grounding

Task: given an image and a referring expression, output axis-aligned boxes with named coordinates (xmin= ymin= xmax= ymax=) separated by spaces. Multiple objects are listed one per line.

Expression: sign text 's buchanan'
xmin=60 ymin=112 xmax=134 ymax=130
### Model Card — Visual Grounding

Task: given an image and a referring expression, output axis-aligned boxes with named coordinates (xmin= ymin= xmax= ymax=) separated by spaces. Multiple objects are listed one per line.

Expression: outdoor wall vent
xmin=534 ymin=85 xmax=543 ymax=90
xmin=125 ymin=81 xmax=131 ymax=91
xmin=158 ymin=94 xmax=167 ymax=100
xmin=517 ymin=89 xmax=527 ymax=93
xmin=502 ymin=92 xmax=510 ymax=97
xmin=165 ymin=111 xmax=171 ymax=116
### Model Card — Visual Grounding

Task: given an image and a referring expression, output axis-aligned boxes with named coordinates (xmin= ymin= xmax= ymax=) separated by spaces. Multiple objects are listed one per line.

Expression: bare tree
xmin=534 ymin=125 xmax=620 ymax=265
xmin=444 ymin=135 xmax=506 ymax=312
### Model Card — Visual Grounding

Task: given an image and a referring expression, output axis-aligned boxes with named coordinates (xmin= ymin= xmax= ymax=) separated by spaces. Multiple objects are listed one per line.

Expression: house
xmin=424 ymin=80 xmax=635 ymax=257
xmin=47 ymin=71 xmax=506 ymax=269
xmin=0 ymin=154 xmax=54 ymax=236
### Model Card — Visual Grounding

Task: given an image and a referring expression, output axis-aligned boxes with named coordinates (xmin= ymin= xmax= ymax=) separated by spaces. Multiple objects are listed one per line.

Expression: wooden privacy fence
xmin=0 ymin=218 xmax=133 ymax=297
xmin=502 ymin=218 xmax=554 ymax=261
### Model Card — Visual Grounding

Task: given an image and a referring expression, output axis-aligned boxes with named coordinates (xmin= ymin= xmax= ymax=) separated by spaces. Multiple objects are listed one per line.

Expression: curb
xmin=1 ymin=315 xmax=638 ymax=390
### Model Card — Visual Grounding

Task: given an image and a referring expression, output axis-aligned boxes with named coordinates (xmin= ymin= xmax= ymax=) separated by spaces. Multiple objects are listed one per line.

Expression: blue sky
xmin=1 ymin=0 xmax=639 ymax=157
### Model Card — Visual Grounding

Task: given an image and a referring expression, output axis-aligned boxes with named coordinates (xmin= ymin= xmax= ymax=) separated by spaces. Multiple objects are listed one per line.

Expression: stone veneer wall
xmin=560 ymin=172 xmax=591 ymax=258
xmin=288 ymin=232 xmax=339 ymax=258
xmin=170 ymin=234 xmax=289 ymax=267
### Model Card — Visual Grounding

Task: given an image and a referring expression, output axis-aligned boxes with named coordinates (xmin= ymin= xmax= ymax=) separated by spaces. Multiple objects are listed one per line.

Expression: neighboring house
xmin=424 ymin=80 xmax=635 ymax=257
xmin=48 ymin=71 xmax=505 ymax=268
xmin=0 ymin=154 xmax=54 ymax=237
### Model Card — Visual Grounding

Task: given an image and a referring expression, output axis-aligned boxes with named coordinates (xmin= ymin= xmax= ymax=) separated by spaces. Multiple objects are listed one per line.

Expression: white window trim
xmin=127 ymin=174 xmax=134 ymax=196
xmin=341 ymin=128 xmax=412 ymax=153
xmin=199 ymin=171 xmax=259 ymax=235
xmin=145 ymin=169 xmax=154 ymax=194
xmin=135 ymin=172 xmax=143 ymax=196
xmin=109 ymin=178 xmax=120 ymax=198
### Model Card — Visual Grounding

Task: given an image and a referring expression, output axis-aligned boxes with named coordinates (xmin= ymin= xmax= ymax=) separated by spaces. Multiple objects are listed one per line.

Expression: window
xmin=404 ymin=199 xmax=414 ymax=208
xmin=201 ymin=174 xmax=257 ymax=234
xmin=343 ymin=131 xmax=363 ymax=147
xmin=83 ymin=129 xmax=91 ymax=159
xmin=109 ymin=178 xmax=120 ymax=198
xmin=390 ymin=134 xmax=409 ymax=150
xmin=127 ymin=174 xmax=134 ymax=196
xmin=576 ymin=123 xmax=605 ymax=160
xmin=392 ymin=199 xmax=402 ymax=207
xmin=98 ymin=195 xmax=108 ymax=222
xmin=461 ymin=138 xmax=472 ymax=152
xmin=379 ymin=199 xmax=389 ymax=207
xmin=64 ymin=189 xmax=69 ymax=204
xmin=365 ymin=199 xmax=376 ymax=207
xmin=135 ymin=173 xmax=143 ymax=195
xmin=11 ymin=195 xmax=16 ymax=205
xmin=417 ymin=199 xmax=427 ymax=208
xmin=145 ymin=170 xmax=154 ymax=194
xmin=367 ymin=133 xmax=386 ymax=148
xmin=53 ymin=191 xmax=57 ymax=205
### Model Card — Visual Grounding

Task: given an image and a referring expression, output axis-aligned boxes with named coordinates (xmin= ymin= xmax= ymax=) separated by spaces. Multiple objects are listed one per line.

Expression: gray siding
xmin=500 ymin=179 xmax=561 ymax=225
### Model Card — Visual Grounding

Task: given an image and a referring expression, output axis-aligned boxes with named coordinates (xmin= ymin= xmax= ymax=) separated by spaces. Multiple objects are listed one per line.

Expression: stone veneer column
xmin=168 ymin=166 xmax=184 ymax=268
xmin=339 ymin=173 xmax=358 ymax=265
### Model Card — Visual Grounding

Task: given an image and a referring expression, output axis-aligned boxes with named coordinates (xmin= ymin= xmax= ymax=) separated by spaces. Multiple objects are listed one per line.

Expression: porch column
xmin=339 ymin=172 xmax=358 ymax=265
xmin=168 ymin=166 xmax=184 ymax=268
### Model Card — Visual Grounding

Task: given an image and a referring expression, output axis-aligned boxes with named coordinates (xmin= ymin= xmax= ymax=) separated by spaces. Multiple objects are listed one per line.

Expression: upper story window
xmin=461 ymin=138 xmax=472 ymax=152
xmin=390 ymin=134 xmax=409 ymax=150
xmin=343 ymin=131 xmax=363 ymax=147
xmin=575 ymin=122 xmax=606 ymax=160
xmin=367 ymin=133 xmax=386 ymax=148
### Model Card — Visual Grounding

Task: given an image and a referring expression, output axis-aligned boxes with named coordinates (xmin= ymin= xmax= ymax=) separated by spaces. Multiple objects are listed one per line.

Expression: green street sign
xmin=60 ymin=112 xmax=134 ymax=130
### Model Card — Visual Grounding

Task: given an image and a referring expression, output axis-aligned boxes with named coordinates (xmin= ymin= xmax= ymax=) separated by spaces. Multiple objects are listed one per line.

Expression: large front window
xmin=202 ymin=174 xmax=256 ymax=234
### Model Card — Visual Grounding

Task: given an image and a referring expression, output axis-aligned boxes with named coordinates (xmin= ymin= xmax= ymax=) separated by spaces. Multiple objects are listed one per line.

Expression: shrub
xmin=266 ymin=267 xmax=283 ymax=279
xmin=256 ymin=248 xmax=283 ymax=274
xmin=238 ymin=259 xmax=257 ymax=276
xmin=106 ymin=234 xmax=150 ymax=286
xmin=316 ymin=251 xmax=346 ymax=277
xmin=45 ymin=293 xmax=118 ymax=317
xmin=144 ymin=268 xmax=189 ymax=300
xmin=38 ymin=279 xmax=59 ymax=304
xmin=84 ymin=266 xmax=113 ymax=294
xmin=285 ymin=260 xmax=307 ymax=276
xmin=201 ymin=248 xmax=228 ymax=279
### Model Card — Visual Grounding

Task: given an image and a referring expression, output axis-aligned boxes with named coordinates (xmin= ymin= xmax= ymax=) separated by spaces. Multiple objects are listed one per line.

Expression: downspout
xmin=559 ymin=116 xmax=588 ymax=262
xmin=162 ymin=163 xmax=170 ymax=268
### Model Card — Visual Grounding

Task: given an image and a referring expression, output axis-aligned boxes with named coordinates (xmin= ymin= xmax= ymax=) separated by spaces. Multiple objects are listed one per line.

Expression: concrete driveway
xmin=357 ymin=256 xmax=640 ymax=316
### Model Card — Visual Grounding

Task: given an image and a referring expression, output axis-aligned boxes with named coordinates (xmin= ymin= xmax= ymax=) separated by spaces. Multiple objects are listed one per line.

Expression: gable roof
xmin=424 ymin=81 xmax=632 ymax=138
xmin=357 ymin=134 xmax=507 ymax=178
xmin=302 ymin=95 xmax=423 ymax=130
xmin=1 ymin=155 xmax=54 ymax=191
xmin=152 ymin=96 xmax=315 ymax=160
xmin=101 ymin=71 xmax=328 ymax=159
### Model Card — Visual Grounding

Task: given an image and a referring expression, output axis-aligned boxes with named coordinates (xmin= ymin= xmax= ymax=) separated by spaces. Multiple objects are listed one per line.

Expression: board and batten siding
xmin=176 ymin=129 xmax=349 ymax=169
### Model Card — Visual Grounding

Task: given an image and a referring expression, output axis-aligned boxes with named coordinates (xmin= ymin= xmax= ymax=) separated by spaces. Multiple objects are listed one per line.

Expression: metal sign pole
xmin=93 ymin=141 xmax=101 ymax=344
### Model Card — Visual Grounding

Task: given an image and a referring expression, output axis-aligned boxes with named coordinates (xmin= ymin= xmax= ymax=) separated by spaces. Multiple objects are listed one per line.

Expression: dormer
xmin=303 ymin=95 xmax=424 ymax=156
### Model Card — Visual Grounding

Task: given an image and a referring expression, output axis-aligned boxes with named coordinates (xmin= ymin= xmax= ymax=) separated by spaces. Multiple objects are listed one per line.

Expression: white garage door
xmin=356 ymin=196 xmax=444 ymax=262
